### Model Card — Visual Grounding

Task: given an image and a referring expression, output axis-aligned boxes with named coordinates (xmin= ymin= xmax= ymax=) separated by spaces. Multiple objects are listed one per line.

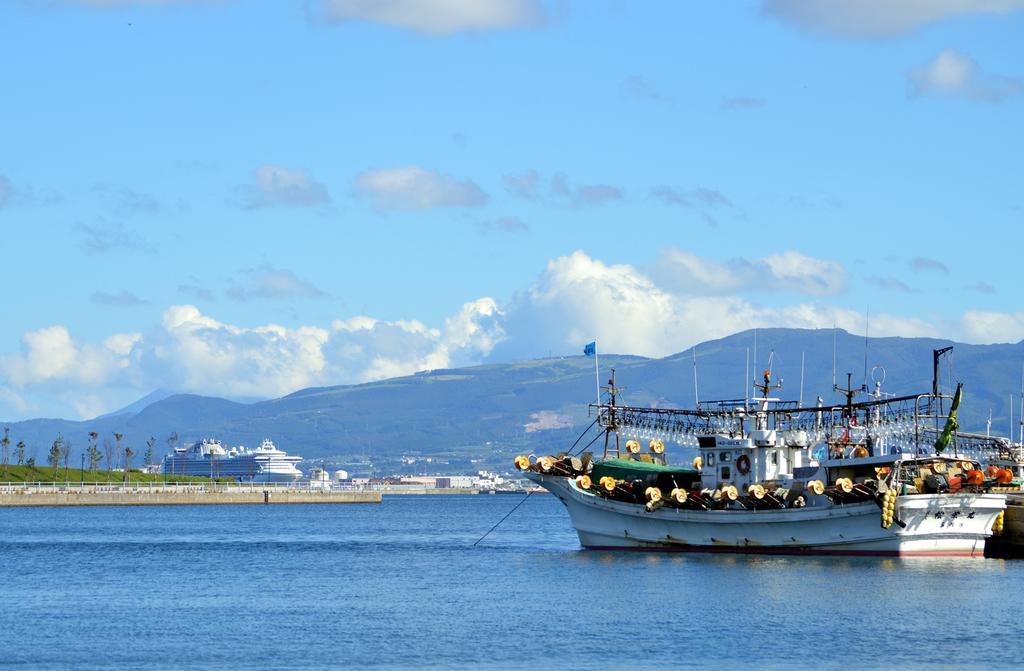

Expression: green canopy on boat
xmin=590 ymin=457 xmax=698 ymax=483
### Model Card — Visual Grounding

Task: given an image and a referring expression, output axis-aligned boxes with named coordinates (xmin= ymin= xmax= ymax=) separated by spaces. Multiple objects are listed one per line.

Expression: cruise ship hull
xmin=530 ymin=474 xmax=1006 ymax=557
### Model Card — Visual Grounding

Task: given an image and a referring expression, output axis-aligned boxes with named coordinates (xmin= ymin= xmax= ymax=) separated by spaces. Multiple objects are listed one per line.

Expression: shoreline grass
xmin=0 ymin=464 xmax=232 ymax=484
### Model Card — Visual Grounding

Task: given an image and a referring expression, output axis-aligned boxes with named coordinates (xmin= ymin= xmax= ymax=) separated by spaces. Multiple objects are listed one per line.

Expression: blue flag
xmin=583 ymin=341 xmax=596 ymax=357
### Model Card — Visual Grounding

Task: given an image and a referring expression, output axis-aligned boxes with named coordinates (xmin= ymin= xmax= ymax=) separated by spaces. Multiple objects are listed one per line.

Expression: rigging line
xmin=472 ymin=491 xmax=532 ymax=547
xmin=566 ymin=418 xmax=598 ymax=454
xmin=570 ymin=427 xmax=607 ymax=457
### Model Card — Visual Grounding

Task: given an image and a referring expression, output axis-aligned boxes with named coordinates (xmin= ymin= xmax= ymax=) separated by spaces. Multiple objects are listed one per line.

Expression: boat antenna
xmin=1019 ymin=363 xmax=1023 ymax=444
xmin=1011 ymin=394 xmax=1014 ymax=442
xmin=692 ymin=344 xmax=699 ymax=408
xmin=863 ymin=306 xmax=869 ymax=385
xmin=987 ymin=408 xmax=992 ymax=438
xmin=832 ymin=321 xmax=837 ymax=389
xmin=799 ymin=351 xmax=805 ymax=407
xmin=753 ymin=328 xmax=758 ymax=381
xmin=744 ymin=347 xmax=750 ymax=412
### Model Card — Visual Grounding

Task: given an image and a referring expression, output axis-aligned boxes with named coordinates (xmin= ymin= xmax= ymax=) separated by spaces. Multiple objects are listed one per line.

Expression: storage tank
xmin=333 ymin=469 xmax=350 ymax=481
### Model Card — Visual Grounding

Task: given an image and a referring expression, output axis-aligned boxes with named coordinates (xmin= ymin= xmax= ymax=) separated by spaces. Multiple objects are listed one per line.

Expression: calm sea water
xmin=2 ymin=494 xmax=1023 ymax=670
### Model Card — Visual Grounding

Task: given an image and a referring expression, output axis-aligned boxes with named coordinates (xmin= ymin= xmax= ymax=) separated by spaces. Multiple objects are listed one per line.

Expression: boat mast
xmin=602 ymin=368 xmax=621 ymax=459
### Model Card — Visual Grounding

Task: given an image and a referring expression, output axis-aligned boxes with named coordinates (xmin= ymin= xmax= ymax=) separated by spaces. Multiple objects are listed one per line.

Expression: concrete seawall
xmin=0 ymin=485 xmax=381 ymax=507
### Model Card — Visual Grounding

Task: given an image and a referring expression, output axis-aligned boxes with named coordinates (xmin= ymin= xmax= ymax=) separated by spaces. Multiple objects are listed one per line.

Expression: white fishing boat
xmin=519 ymin=349 xmax=1010 ymax=557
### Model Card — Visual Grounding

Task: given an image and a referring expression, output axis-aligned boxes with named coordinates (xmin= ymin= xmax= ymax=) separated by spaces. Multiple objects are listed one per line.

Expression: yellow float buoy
xmin=670 ymin=488 xmax=687 ymax=504
xmin=513 ymin=455 xmax=530 ymax=470
xmin=722 ymin=485 xmax=738 ymax=501
xmin=575 ymin=475 xmax=592 ymax=490
xmin=748 ymin=484 xmax=766 ymax=500
xmin=649 ymin=439 xmax=665 ymax=455
xmin=625 ymin=440 xmax=641 ymax=454
xmin=645 ymin=487 xmax=662 ymax=503
xmin=808 ymin=480 xmax=825 ymax=496
xmin=599 ymin=476 xmax=617 ymax=492
xmin=692 ymin=456 xmax=703 ymax=470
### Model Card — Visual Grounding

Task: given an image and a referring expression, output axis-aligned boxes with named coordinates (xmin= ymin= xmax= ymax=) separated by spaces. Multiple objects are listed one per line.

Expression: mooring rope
xmin=472 ymin=491 xmax=532 ymax=547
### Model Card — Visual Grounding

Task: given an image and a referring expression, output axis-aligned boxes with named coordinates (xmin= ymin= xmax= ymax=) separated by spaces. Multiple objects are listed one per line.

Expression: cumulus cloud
xmin=242 ymin=165 xmax=331 ymax=209
xmin=0 ymin=326 xmax=140 ymax=388
xmin=494 ymin=251 xmax=937 ymax=360
xmin=656 ymin=249 xmax=848 ymax=297
xmin=762 ymin=0 xmax=1024 ymax=38
xmin=504 ymin=170 xmax=623 ymax=208
xmin=908 ymin=49 xmax=1022 ymax=102
xmin=960 ymin=310 xmax=1024 ymax=343
xmin=91 ymin=290 xmax=150 ymax=306
xmin=0 ymin=299 xmax=504 ymax=417
xmin=226 ymin=265 xmax=326 ymax=302
xmin=320 ymin=0 xmax=544 ymax=35
xmin=355 ymin=166 xmax=488 ymax=211
xmin=8 ymin=250 xmax=1024 ymax=419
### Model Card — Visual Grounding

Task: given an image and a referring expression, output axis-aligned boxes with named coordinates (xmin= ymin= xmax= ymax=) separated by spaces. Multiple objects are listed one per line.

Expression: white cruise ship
xmin=163 ymin=438 xmax=303 ymax=482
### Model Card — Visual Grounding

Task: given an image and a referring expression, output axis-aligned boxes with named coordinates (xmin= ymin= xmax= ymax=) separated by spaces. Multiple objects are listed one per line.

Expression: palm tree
xmin=1 ymin=427 xmax=9 ymax=476
xmin=124 ymin=447 xmax=134 ymax=483
xmin=15 ymin=440 xmax=25 ymax=466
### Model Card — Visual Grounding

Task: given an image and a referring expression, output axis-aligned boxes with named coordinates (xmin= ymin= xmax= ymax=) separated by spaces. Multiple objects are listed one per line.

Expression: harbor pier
xmin=0 ymin=482 xmax=382 ymax=506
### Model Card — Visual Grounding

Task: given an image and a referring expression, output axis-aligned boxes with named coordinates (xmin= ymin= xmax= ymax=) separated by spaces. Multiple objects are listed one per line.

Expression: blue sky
xmin=1 ymin=0 xmax=1022 ymax=420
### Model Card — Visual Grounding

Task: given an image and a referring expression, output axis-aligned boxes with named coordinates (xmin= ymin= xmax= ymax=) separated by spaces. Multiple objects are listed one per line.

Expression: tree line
xmin=1 ymin=427 xmax=180 ymax=482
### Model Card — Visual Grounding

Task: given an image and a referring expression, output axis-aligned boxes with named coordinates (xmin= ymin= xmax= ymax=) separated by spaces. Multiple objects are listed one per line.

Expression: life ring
xmin=736 ymin=454 xmax=751 ymax=475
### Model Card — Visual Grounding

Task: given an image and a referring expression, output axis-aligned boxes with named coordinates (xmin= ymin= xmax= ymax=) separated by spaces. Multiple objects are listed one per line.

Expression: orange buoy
xmin=966 ymin=469 xmax=984 ymax=485
xmin=947 ymin=475 xmax=962 ymax=492
xmin=995 ymin=469 xmax=1014 ymax=484
xmin=986 ymin=465 xmax=999 ymax=477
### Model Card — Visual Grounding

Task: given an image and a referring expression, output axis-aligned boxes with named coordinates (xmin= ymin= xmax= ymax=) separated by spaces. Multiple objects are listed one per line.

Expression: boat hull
xmin=529 ymin=474 xmax=1006 ymax=557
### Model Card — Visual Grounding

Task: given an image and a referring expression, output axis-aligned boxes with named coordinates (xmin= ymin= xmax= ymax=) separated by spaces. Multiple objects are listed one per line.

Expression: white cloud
xmin=495 ymin=251 xmax=931 ymax=359
xmin=0 ymin=326 xmax=140 ymax=388
xmin=355 ymin=166 xmax=488 ymax=211
xmin=656 ymin=248 xmax=847 ymax=296
xmin=908 ymin=49 xmax=1022 ymax=102
xmin=320 ymin=0 xmax=543 ymax=35
xmin=6 ymin=250 xmax=1024 ymax=420
xmin=959 ymin=310 xmax=1024 ymax=344
xmin=763 ymin=0 xmax=1024 ymax=38
xmin=243 ymin=165 xmax=331 ymax=209
xmin=0 ymin=300 xmax=503 ymax=417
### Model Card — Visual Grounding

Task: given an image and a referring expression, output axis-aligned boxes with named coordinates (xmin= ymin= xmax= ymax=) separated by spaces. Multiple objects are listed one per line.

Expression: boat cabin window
xmin=721 ymin=466 xmax=731 ymax=480
xmin=770 ymin=451 xmax=778 ymax=466
xmin=707 ymin=453 xmax=715 ymax=467
xmin=719 ymin=452 xmax=732 ymax=463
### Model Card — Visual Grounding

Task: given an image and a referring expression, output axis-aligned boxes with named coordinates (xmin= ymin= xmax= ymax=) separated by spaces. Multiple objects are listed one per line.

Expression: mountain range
xmin=4 ymin=328 xmax=1024 ymax=470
